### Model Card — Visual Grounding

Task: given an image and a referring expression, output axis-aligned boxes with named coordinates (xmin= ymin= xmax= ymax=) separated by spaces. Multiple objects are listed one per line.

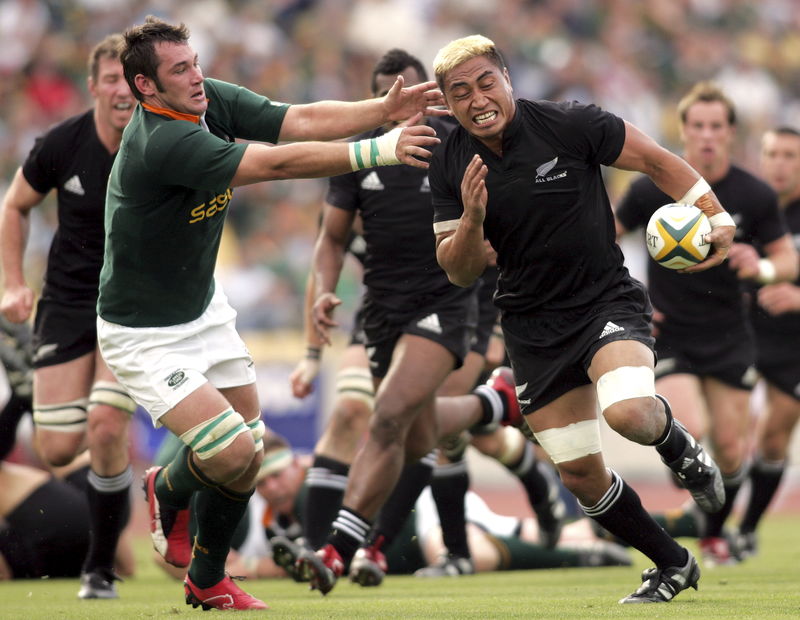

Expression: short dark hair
xmin=678 ymin=81 xmax=737 ymax=126
xmin=770 ymin=126 xmax=800 ymax=139
xmin=88 ymin=33 xmax=124 ymax=83
xmin=122 ymin=15 xmax=191 ymax=101
xmin=371 ymin=49 xmax=427 ymax=95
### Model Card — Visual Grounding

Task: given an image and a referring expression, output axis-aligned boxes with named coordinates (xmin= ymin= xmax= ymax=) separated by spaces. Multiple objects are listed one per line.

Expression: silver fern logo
xmin=536 ymin=157 xmax=558 ymax=177
xmin=534 ymin=157 xmax=567 ymax=183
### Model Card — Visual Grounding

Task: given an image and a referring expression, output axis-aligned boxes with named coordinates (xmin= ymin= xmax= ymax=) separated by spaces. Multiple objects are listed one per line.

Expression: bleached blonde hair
xmin=433 ymin=35 xmax=506 ymax=89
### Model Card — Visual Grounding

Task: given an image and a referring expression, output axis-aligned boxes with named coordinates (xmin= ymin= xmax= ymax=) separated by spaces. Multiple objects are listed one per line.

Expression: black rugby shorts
xmin=654 ymin=322 xmax=757 ymax=390
xmin=32 ymin=297 xmax=98 ymax=368
xmin=502 ymin=279 xmax=655 ymax=414
xmin=361 ymin=288 xmax=478 ymax=378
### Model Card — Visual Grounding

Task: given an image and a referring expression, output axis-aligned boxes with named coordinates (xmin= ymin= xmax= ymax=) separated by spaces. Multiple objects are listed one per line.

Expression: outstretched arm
xmin=278 ymin=75 xmax=446 ymax=142
xmin=613 ymin=121 xmax=735 ymax=273
xmin=231 ymin=115 xmax=439 ymax=186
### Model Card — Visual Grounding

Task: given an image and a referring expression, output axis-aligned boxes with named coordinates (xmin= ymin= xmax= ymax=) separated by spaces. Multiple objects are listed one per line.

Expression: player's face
xmin=89 ymin=56 xmax=134 ymax=133
xmin=760 ymin=132 xmax=800 ymax=200
xmin=442 ymin=55 xmax=515 ymax=153
xmin=255 ymin=463 xmax=300 ymax=515
xmin=680 ymin=101 xmax=734 ymax=171
xmin=374 ymin=66 xmax=424 ymax=129
xmin=147 ymin=41 xmax=207 ymax=116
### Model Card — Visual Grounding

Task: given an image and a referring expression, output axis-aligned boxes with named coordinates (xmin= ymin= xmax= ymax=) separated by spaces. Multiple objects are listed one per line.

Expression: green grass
xmin=2 ymin=515 xmax=798 ymax=619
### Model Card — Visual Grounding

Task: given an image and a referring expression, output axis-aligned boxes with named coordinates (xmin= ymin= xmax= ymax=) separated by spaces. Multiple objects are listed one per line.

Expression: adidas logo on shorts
xmin=599 ymin=321 xmax=624 ymax=339
xmin=416 ymin=313 xmax=442 ymax=334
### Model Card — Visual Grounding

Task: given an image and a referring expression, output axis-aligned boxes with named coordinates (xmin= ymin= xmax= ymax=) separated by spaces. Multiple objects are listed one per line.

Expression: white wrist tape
xmin=348 ymin=127 xmax=402 ymax=171
xmin=757 ymin=258 xmax=777 ymax=284
xmin=708 ymin=211 xmax=736 ymax=229
xmin=679 ymin=178 xmax=711 ymax=205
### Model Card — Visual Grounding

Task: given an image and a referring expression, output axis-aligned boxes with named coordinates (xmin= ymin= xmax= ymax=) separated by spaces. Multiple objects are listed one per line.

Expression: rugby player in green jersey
xmin=95 ymin=15 xmax=444 ymax=611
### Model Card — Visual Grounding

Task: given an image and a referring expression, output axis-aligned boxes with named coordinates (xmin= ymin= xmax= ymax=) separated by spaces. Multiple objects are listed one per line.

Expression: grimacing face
xmin=442 ymin=55 xmax=515 ymax=152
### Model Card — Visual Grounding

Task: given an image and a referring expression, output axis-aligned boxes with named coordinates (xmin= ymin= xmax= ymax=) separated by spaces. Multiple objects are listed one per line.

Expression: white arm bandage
xmin=679 ymin=178 xmax=711 ymax=205
xmin=708 ymin=211 xmax=736 ymax=229
xmin=680 ymin=178 xmax=736 ymax=229
xmin=348 ymin=127 xmax=402 ymax=171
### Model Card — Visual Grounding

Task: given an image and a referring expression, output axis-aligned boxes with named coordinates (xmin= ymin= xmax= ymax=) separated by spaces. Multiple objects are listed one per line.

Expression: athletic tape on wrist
xmin=757 ymin=258 xmax=777 ymax=284
xmin=348 ymin=127 xmax=402 ymax=171
xmin=708 ymin=211 xmax=736 ymax=229
xmin=679 ymin=178 xmax=711 ymax=205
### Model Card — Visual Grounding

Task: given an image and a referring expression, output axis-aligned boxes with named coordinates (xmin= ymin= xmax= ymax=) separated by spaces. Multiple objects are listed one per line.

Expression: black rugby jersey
xmin=22 ymin=109 xmax=114 ymax=305
xmin=431 ymin=99 xmax=628 ymax=315
xmin=327 ymin=116 xmax=464 ymax=311
xmin=750 ymin=197 xmax=800 ymax=360
xmin=617 ymin=165 xmax=786 ymax=332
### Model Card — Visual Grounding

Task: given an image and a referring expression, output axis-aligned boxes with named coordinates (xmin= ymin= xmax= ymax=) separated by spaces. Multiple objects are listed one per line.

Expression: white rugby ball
xmin=646 ymin=203 xmax=711 ymax=270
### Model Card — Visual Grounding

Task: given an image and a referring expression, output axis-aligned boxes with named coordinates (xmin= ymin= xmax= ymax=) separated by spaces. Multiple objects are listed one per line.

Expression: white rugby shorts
xmin=97 ymin=284 xmax=256 ymax=424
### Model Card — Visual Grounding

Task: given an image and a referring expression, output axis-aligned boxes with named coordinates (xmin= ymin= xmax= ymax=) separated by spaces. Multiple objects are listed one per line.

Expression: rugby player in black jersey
xmin=427 ymin=35 xmax=738 ymax=605
xmin=294 ymin=49 xmax=552 ymax=593
xmin=616 ymin=83 xmax=798 ymax=566
xmin=0 ymin=34 xmax=137 ymax=600
xmin=732 ymin=126 xmax=800 ymax=558
xmin=290 ymin=91 xmax=565 ymax=586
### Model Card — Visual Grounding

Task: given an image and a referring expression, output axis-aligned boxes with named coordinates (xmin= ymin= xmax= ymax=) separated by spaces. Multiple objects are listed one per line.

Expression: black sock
xmin=739 ymin=457 xmax=785 ymax=533
xmin=581 ymin=470 xmax=687 ymax=569
xmin=303 ymin=455 xmax=349 ymax=549
xmin=189 ymin=485 xmax=253 ymax=588
xmin=472 ymin=385 xmax=504 ymax=428
xmin=431 ymin=458 xmax=471 ymax=559
xmin=704 ymin=466 xmax=747 ymax=538
xmin=82 ymin=467 xmax=133 ymax=573
xmin=373 ymin=455 xmax=435 ymax=547
xmin=508 ymin=444 xmax=551 ymax=507
xmin=652 ymin=395 xmax=689 ymax=462
xmin=328 ymin=507 xmax=372 ymax=568
xmin=0 ymin=393 xmax=30 ymax=461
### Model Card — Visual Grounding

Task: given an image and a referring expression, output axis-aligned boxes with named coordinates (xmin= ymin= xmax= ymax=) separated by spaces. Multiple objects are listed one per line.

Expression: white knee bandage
xmin=596 ymin=366 xmax=655 ymax=413
xmin=179 ymin=407 xmax=249 ymax=460
xmin=534 ymin=419 xmax=601 ymax=464
xmin=335 ymin=367 xmax=375 ymax=408
xmin=89 ymin=381 xmax=137 ymax=415
xmin=33 ymin=398 xmax=89 ymax=432
xmin=247 ymin=418 xmax=266 ymax=452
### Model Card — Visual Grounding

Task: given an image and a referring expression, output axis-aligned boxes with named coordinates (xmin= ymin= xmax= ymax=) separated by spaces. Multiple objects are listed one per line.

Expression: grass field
xmin=2 ymin=515 xmax=798 ymax=619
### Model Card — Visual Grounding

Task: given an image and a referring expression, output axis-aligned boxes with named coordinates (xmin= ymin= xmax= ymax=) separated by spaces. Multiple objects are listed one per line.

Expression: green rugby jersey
xmin=97 ymin=78 xmax=289 ymax=327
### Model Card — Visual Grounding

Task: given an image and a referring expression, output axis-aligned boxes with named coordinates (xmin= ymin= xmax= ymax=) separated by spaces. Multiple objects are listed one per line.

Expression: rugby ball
xmin=646 ymin=203 xmax=711 ymax=270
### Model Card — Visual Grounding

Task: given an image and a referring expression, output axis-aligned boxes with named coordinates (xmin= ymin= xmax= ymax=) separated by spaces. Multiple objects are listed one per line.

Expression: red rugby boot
xmin=184 ymin=574 xmax=268 ymax=610
xmin=143 ymin=466 xmax=192 ymax=568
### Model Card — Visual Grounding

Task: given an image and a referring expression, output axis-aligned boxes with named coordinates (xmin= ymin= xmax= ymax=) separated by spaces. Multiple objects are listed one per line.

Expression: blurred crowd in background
xmin=2 ymin=0 xmax=800 ymax=331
